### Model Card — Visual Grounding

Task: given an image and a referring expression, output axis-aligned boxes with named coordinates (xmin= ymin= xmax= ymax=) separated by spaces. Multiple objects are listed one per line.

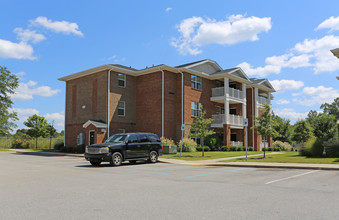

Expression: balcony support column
xmin=254 ymin=87 xmax=259 ymax=117
xmin=224 ymin=78 xmax=229 ymax=124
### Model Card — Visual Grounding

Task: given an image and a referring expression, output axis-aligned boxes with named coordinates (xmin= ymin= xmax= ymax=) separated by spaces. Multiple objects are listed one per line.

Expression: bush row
xmin=262 ymin=147 xmax=281 ymax=152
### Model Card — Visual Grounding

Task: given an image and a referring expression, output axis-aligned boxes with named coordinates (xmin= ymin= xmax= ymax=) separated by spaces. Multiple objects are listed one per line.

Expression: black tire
xmin=110 ymin=152 xmax=123 ymax=166
xmin=148 ymin=151 xmax=158 ymax=163
xmin=90 ymin=161 xmax=101 ymax=166
xmin=129 ymin=160 xmax=137 ymax=164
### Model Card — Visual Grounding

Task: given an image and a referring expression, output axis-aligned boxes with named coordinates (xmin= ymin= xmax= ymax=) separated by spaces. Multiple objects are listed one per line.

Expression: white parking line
xmin=265 ymin=170 xmax=320 ymax=185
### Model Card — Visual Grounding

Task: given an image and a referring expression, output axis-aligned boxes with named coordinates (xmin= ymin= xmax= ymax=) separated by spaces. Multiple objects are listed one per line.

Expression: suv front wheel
xmin=110 ymin=152 xmax=123 ymax=166
xmin=148 ymin=151 xmax=158 ymax=163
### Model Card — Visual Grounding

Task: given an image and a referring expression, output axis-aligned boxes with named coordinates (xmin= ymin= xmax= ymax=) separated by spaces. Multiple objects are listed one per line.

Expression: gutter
xmin=158 ymin=68 xmax=165 ymax=137
xmin=107 ymin=69 xmax=113 ymax=139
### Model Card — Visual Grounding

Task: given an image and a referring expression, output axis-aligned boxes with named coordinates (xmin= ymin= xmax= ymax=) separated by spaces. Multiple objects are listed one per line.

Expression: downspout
xmin=158 ymin=68 xmax=165 ymax=137
xmin=178 ymin=70 xmax=184 ymax=130
xmin=107 ymin=69 xmax=113 ymax=139
xmin=252 ymin=87 xmax=255 ymax=150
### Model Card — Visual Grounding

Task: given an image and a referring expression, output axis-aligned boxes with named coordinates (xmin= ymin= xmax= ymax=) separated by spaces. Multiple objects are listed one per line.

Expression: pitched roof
xmin=83 ymin=120 xmax=107 ymax=128
xmin=175 ymin=59 xmax=209 ymax=68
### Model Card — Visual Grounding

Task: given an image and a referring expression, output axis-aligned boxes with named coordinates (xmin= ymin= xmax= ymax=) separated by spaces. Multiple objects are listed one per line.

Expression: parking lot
xmin=1 ymin=152 xmax=339 ymax=220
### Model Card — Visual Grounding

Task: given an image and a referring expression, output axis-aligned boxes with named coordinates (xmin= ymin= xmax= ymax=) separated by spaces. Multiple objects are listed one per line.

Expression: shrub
xmin=236 ymin=147 xmax=243 ymax=151
xmin=177 ymin=138 xmax=197 ymax=152
xmin=229 ymin=146 xmax=237 ymax=151
xmin=221 ymin=146 xmax=228 ymax=151
xmin=210 ymin=146 xmax=220 ymax=151
xmin=273 ymin=141 xmax=292 ymax=151
xmin=54 ymin=142 xmax=64 ymax=151
xmin=196 ymin=146 xmax=211 ymax=152
xmin=204 ymin=135 xmax=223 ymax=147
xmin=12 ymin=139 xmax=29 ymax=149
xmin=266 ymin=147 xmax=272 ymax=151
xmin=248 ymin=147 xmax=253 ymax=151
xmin=273 ymin=147 xmax=280 ymax=151
xmin=324 ymin=139 xmax=339 ymax=157
xmin=300 ymin=137 xmax=324 ymax=157
xmin=160 ymin=137 xmax=175 ymax=146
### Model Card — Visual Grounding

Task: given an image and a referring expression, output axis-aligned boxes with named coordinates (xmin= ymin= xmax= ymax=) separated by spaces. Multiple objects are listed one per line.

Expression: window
xmin=229 ymin=83 xmax=237 ymax=89
xmin=127 ymin=135 xmax=138 ymax=143
xmin=230 ymin=108 xmax=236 ymax=115
xmin=216 ymin=81 xmax=224 ymax=88
xmin=191 ymin=102 xmax=201 ymax=117
xmin=118 ymin=101 xmax=125 ymax=116
xmin=118 ymin=73 xmax=126 ymax=87
xmin=191 ymin=75 xmax=201 ymax=90
xmin=117 ymin=129 xmax=125 ymax=134
xmin=137 ymin=134 xmax=149 ymax=142
xmin=231 ymin=133 xmax=237 ymax=142
xmin=147 ymin=134 xmax=160 ymax=142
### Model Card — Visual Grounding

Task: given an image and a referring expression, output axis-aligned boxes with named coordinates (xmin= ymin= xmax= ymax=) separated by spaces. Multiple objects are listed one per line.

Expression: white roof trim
xmin=184 ymin=60 xmax=223 ymax=71
xmin=83 ymin=120 xmax=107 ymax=128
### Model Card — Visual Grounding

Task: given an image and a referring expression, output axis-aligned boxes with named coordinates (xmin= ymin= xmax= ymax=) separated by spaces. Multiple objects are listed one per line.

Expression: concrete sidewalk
xmin=10 ymin=149 xmax=339 ymax=170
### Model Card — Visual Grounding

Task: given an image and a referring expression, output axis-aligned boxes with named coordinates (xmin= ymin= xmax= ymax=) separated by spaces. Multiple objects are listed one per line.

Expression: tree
xmin=0 ymin=66 xmax=19 ymax=135
xmin=291 ymin=120 xmax=312 ymax=144
xmin=306 ymin=110 xmax=320 ymax=128
xmin=272 ymin=113 xmax=291 ymax=143
xmin=46 ymin=121 xmax=57 ymax=149
xmin=251 ymin=103 xmax=277 ymax=158
xmin=321 ymin=97 xmax=339 ymax=120
xmin=13 ymin=129 xmax=30 ymax=137
xmin=312 ymin=114 xmax=336 ymax=141
xmin=24 ymin=114 xmax=48 ymax=149
xmin=189 ymin=105 xmax=215 ymax=157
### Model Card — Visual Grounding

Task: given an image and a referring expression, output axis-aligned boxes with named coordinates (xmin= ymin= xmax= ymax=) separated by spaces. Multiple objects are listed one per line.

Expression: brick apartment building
xmin=58 ymin=60 xmax=275 ymax=151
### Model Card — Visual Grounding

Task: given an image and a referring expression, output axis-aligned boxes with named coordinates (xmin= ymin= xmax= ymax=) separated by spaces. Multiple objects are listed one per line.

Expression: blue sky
xmin=1 ymin=0 xmax=339 ymax=131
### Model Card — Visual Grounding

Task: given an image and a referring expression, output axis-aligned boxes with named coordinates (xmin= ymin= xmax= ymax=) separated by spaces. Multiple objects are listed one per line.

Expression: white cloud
xmin=293 ymin=85 xmax=339 ymax=106
xmin=276 ymin=99 xmax=290 ymax=105
xmin=165 ymin=8 xmax=172 ymax=12
xmin=270 ymin=79 xmax=304 ymax=93
xmin=12 ymin=80 xmax=61 ymax=101
xmin=30 ymin=16 xmax=84 ymax=36
xmin=14 ymin=28 xmax=46 ymax=43
xmin=14 ymin=72 xmax=26 ymax=76
xmin=171 ymin=14 xmax=272 ymax=55
xmin=0 ymin=39 xmax=36 ymax=60
xmin=13 ymin=108 xmax=40 ymax=122
xmin=275 ymin=108 xmax=308 ymax=121
xmin=316 ymin=16 xmax=339 ymax=32
xmin=44 ymin=112 xmax=64 ymax=121
xmin=238 ymin=54 xmax=312 ymax=77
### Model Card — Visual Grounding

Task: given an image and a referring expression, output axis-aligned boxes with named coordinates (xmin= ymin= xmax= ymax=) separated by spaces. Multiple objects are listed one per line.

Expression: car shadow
xmin=75 ymin=160 xmax=159 ymax=168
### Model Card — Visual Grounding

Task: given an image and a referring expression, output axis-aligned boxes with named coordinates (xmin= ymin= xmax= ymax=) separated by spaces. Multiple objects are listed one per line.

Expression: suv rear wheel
xmin=110 ymin=152 xmax=123 ymax=166
xmin=148 ymin=151 xmax=158 ymax=163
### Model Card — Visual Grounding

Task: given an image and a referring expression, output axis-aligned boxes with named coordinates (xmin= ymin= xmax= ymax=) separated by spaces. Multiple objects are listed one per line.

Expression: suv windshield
xmin=105 ymin=134 xmax=127 ymax=143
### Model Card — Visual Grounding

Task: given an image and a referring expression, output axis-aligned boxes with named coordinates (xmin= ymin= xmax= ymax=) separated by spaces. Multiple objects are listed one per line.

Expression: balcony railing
xmin=258 ymin=96 xmax=269 ymax=105
xmin=211 ymin=87 xmax=244 ymax=100
xmin=211 ymin=114 xmax=244 ymax=127
xmin=231 ymin=141 xmax=243 ymax=147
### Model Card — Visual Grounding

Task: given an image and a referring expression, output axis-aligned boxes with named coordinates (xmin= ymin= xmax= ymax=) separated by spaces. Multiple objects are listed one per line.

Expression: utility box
xmin=163 ymin=145 xmax=177 ymax=154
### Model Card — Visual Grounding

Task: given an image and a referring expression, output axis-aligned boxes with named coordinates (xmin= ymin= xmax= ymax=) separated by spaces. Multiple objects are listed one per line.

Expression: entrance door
xmin=89 ymin=131 xmax=95 ymax=145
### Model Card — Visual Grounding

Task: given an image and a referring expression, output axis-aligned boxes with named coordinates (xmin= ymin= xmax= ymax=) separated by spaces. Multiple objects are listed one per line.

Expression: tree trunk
xmin=201 ymin=137 xmax=204 ymax=157
xmin=36 ymin=138 xmax=38 ymax=149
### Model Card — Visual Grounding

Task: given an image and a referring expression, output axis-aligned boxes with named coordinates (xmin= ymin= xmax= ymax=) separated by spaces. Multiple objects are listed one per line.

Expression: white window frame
xmin=117 ymin=129 xmax=125 ymax=134
xmin=118 ymin=73 xmax=126 ymax=88
xmin=191 ymin=101 xmax=201 ymax=117
xmin=191 ymin=75 xmax=202 ymax=90
xmin=118 ymin=101 xmax=125 ymax=116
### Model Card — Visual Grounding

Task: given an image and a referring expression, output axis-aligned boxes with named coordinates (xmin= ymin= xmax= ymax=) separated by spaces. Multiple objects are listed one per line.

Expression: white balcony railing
xmin=258 ymin=96 xmax=269 ymax=105
xmin=211 ymin=114 xmax=244 ymax=127
xmin=231 ymin=141 xmax=243 ymax=147
xmin=228 ymin=114 xmax=244 ymax=126
xmin=211 ymin=87 xmax=244 ymax=100
xmin=228 ymin=88 xmax=244 ymax=100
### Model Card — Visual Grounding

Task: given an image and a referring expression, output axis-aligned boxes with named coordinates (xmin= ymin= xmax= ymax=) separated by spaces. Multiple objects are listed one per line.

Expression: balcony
xmin=258 ymin=96 xmax=269 ymax=106
xmin=231 ymin=141 xmax=243 ymax=147
xmin=211 ymin=87 xmax=244 ymax=103
xmin=211 ymin=114 xmax=245 ymax=128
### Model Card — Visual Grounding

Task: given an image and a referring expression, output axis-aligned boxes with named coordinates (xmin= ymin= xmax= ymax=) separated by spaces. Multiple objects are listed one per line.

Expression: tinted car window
xmin=127 ymin=135 xmax=138 ymax=143
xmin=105 ymin=134 xmax=127 ymax=143
xmin=138 ymin=134 xmax=149 ymax=143
xmin=147 ymin=134 xmax=160 ymax=142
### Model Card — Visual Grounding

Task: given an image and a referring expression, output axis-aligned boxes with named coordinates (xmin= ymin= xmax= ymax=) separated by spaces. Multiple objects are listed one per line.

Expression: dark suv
xmin=84 ymin=133 xmax=163 ymax=166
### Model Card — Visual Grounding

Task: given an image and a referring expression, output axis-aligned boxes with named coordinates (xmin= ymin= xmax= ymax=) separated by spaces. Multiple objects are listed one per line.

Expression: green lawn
xmin=223 ymin=152 xmax=339 ymax=164
xmin=0 ymin=147 xmax=10 ymax=151
xmin=160 ymin=151 xmax=263 ymax=161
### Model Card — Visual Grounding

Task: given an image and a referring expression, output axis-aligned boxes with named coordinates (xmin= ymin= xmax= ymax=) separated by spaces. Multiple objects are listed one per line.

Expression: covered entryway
xmin=83 ymin=120 xmax=108 ymax=145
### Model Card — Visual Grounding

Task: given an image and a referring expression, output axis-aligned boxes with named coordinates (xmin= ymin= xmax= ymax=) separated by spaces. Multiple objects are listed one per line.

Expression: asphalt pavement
xmin=1 ymin=152 xmax=339 ymax=219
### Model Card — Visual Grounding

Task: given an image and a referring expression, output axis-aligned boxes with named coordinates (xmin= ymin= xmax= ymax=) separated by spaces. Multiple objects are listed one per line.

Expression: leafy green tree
xmin=321 ymin=97 xmax=339 ymax=120
xmin=251 ymin=103 xmax=277 ymax=158
xmin=272 ymin=113 xmax=291 ymax=143
xmin=291 ymin=120 xmax=312 ymax=144
xmin=306 ymin=110 xmax=320 ymax=128
xmin=14 ymin=129 xmax=30 ymax=137
xmin=24 ymin=114 xmax=48 ymax=149
xmin=0 ymin=66 xmax=19 ymax=135
xmin=312 ymin=114 xmax=336 ymax=141
xmin=189 ymin=105 xmax=215 ymax=157
xmin=46 ymin=121 xmax=57 ymax=149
